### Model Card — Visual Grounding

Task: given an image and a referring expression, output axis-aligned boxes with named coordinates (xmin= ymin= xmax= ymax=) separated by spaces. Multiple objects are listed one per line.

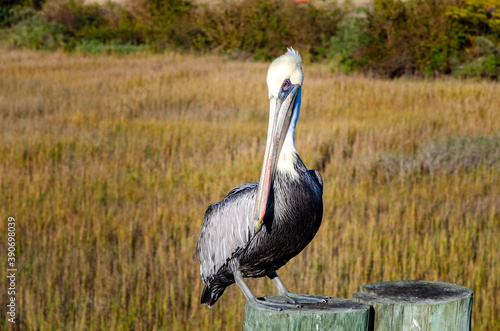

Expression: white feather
xmin=267 ymin=48 xmax=304 ymax=99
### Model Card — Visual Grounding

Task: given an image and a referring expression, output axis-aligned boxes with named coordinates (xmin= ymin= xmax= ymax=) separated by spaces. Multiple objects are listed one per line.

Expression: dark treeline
xmin=2 ymin=0 xmax=500 ymax=78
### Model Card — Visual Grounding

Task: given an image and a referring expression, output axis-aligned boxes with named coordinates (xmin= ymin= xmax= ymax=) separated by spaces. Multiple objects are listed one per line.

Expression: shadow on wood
xmin=243 ymin=295 xmax=372 ymax=330
xmin=353 ymin=280 xmax=473 ymax=331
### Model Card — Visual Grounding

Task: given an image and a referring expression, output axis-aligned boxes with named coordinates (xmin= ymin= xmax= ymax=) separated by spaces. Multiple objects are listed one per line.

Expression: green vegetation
xmin=8 ymin=8 xmax=63 ymax=51
xmin=1 ymin=0 xmax=344 ymax=59
xmin=0 ymin=50 xmax=499 ymax=330
xmin=193 ymin=0 xmax=342 ymax=61
xmin=335 ymin=0 xmax=500 ymax=78
xmin=1 ymin=0 xmax=500 ymax=78
xmin=73 ymin=39 xmax=147 ymax=54
xmin=329 ymin=15 xmax=369 ymax=73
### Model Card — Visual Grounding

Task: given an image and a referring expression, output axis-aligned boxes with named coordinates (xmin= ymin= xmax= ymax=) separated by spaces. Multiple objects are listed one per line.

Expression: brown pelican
xmin=196 ymin=49 xmax=326 ymax=310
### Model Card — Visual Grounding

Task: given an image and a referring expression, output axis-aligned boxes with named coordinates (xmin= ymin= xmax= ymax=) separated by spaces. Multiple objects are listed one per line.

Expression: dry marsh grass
xmin=0 ymin=50 xmax=499 ymax=330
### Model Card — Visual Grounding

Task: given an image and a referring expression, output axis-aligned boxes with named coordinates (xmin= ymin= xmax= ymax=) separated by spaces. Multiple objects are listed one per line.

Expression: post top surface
xmin=246 ymin=296 xmax=371 ymax=314
xmin=357 ymin=280 xmax=473 ymax=304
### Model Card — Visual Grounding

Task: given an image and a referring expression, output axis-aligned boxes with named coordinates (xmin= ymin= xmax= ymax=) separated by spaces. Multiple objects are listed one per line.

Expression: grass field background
xmin=0 ymin=50 xmax=499 ymax=330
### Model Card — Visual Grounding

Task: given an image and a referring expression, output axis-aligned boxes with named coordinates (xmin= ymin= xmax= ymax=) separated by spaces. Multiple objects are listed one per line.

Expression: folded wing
xmin=195 ymin=182 xmax=258 ymax=282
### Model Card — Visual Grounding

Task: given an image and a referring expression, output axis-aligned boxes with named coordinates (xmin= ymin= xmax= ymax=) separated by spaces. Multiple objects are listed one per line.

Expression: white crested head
xmin=266 ymin=48 xmax=304 ymax=99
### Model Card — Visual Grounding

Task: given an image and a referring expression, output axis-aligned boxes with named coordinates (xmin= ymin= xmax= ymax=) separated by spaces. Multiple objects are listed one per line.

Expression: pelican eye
xmin=282 ymin=79 xmax=291 ymax=91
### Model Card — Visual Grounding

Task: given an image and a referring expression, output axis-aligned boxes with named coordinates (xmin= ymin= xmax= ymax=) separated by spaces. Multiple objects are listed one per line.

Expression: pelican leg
xmin=268 ymin=271 xmax=331 ymax=304
xmin=234 ymin=270 xmax=301 ymax=310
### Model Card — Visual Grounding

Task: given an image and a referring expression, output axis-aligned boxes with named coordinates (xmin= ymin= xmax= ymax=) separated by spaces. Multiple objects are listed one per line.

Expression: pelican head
xmin=253 ymin=48 xmax=304 ymax=230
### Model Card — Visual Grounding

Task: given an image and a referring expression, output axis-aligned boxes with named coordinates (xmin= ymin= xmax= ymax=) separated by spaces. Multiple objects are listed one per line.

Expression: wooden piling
xmin=353 ymin=280 xmax=473 ymax=331
xmin=243 ymin=295 xmax=372 ymax=330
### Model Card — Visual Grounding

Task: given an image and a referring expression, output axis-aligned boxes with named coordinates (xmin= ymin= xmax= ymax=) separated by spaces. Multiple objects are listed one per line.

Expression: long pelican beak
xmin=253 ymin=84 xmax=300 ymax=230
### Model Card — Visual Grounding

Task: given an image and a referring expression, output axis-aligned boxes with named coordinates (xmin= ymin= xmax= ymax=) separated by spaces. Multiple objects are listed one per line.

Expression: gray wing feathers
xmin=196 ymin=182 xmax=258 ymax=282
xmin=226 ymin=182 xmax=258 ymax=199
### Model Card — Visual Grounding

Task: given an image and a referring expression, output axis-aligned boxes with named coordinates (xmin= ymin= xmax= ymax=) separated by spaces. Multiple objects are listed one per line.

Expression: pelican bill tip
xmin=254 ymin=220 xmax=262 ymax=230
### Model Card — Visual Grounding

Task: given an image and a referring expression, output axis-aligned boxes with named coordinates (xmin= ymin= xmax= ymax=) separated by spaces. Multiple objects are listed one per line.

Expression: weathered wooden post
xmin=353 ymin=280 xmax=473 ymax=331
xmin=243 ymin=295 xmax=372 ymax=330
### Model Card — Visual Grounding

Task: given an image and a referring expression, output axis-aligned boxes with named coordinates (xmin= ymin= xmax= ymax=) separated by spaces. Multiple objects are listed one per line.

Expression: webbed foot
xmin=247 ymin=297 xmax=302 ymax=311
xmin=280 ymin=292 xmax=332 ymax=304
